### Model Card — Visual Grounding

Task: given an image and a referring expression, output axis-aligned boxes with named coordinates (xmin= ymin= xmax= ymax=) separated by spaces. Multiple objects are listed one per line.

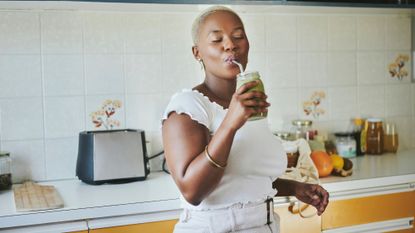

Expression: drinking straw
xmin=232 ymin=60 xmax=244 ymax=74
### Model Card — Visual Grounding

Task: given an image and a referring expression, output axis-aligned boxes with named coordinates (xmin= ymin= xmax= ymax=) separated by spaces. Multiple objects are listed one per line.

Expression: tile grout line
xmin=81 ymin=12 xmax=88 ymax=132
xmin=355 ymin=15 xmax=360 ymax=118
xmin=326 ymin=14 xmax=330 ymax=122
xmin=123 ymin=14 xmax=127 ymax=129
xmin=0 ymin=105 xmax=2 ymax=152
xmin=295 ymin=14 xmax=301 ymax=119
xmin=39 ymin=12 xmax=47 ymax=180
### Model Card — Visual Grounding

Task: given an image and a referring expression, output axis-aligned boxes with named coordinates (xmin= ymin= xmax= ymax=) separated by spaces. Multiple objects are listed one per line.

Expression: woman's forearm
xmin=272 ymin=178 xmax=298 ymax=196
xmin=204 ymin=120 xmax=237 ymax=166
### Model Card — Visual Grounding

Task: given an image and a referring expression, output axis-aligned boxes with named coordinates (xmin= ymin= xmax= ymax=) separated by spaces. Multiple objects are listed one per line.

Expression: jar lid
xmin=367 ymin=118 xmax=382 ymax=123
xmin=334 ymin=132 xmax=354 ymax=137
xmin=274 ymin=131 xmax=291 ymax=139
xmin=0 ymin=151 xmax=10 ymax=157
xmin=292 ymin=119 xmax=312 ymax=127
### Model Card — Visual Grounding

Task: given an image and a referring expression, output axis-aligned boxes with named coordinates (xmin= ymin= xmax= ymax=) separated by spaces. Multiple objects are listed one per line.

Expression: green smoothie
xmin=236 ymin=71 xmax=267 ymax=121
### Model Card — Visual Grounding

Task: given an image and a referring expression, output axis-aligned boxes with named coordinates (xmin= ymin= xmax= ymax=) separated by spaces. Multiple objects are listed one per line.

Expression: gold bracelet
xmin=204 ymin=146 xmax=226 ymax=169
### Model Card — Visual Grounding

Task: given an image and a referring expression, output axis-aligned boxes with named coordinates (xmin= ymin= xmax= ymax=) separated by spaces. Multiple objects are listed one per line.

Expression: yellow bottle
xmin=353 ymin=118 xmax=364 ymax=156
xmin=360 ymin=120 xmax=368 ymax=155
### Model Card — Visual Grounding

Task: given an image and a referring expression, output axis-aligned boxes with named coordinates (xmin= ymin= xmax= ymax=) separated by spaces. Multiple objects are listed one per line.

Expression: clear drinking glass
xmin=383 ymin=122 xmax=399 ymax=153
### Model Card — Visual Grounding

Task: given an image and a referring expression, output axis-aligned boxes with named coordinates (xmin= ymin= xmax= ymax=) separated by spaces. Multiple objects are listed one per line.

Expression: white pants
xmin=174 ymin=199 xmax=280 ymax=233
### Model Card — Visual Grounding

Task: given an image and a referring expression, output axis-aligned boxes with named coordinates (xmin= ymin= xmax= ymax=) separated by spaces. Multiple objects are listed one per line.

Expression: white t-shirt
xmin=162 ymin=89 xmax=287 ymax=210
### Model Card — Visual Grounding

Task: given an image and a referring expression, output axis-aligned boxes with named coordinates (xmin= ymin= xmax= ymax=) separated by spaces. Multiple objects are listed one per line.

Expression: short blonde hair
xmin=191 ymin=6 xmax=244 ymax=45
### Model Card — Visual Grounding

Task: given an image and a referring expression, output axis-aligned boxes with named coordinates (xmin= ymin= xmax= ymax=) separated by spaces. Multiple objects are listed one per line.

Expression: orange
xmin=330 ymin=154 xmax=344 ymax=171
xmin=310 ymin=151 xmax=333 ymax=177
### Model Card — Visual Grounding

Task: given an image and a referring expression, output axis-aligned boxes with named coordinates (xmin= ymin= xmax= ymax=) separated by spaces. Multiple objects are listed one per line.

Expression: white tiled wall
xmin=0 ymin=4 xmax=414 ymax=182
xmin=328 ymin=15 xmax=356 ymax=51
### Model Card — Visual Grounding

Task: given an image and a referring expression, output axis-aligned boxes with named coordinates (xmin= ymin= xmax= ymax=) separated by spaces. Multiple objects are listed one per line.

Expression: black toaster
xmin=76 ymin=129 xmax=150 ymax=185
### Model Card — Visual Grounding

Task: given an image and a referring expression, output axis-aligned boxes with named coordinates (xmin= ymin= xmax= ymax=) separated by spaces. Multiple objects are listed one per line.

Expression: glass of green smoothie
xmin=236 ymin=71 xmax=267 ymax=121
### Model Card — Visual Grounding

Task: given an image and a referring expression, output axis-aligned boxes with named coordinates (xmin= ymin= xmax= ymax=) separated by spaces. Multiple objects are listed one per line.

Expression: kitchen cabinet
xmin=274 ymin=202 xmax=321 ymax=233
xmin=387 ymin=230 xmax=414 ymax=233
xmin=286 ymin=0 xmax=414 ymax=8
xmin=0 ymin=221 xmax=89 ymax=233
xmin=68 ymin=0 xmax=283 ymax=4
xmin=68 ymin=0 xmax=415 ymax=7
xmin=89 ymin=219 xmax=177 ymax=233
xmin=321 ymin=191 xmax=415 ymax=233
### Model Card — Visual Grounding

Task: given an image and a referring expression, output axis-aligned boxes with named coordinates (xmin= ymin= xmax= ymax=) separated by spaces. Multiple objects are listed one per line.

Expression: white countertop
xmin=1 ymin=150 xmax=415 ymax=230
xmin=321 ymin=150 xmax=415 ymax=193
xmin=0 ymin=171 xmax=182 ymax=229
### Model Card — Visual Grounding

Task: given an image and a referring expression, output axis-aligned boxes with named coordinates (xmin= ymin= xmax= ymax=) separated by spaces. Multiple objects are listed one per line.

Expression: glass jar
xmin=366 ymin=118 xmax=384 ymax=155
xmin=0 ymin=151 xmax=12 ymax=190
xmin=236 ymin=71 xmax=266 ymax=121
xmin=283 ymin=144 xmax=299 ymax=168
xmin=291 ymin=120 xmax=313 ymax=140
xmin=334 ymin=132 xmax=356 ymax=158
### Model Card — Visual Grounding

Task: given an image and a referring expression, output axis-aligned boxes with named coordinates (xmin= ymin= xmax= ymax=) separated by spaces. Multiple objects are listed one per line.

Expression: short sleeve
xmin=162 ymin=90 xmax=212 ymax=130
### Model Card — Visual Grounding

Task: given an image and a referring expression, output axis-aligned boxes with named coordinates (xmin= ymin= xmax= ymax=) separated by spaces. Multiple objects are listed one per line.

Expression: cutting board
xmin=13 ymin=181 xmax=64 ymax=212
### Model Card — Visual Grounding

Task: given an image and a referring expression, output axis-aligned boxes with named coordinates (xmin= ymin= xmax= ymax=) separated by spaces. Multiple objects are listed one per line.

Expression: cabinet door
xmin=274 ymin=204 xmax=321 ymax=233
xmin=322 ymin=191 xmax=415 ymax=230
xmin=90 ymin=219 xmax=177 ymax=233
xmin=386 ymin=229 xmax=414 ymax=233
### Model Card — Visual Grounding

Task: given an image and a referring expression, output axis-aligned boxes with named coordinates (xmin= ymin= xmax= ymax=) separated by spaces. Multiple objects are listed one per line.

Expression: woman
xmin=162 ymin=6 xmax=329 ymax=233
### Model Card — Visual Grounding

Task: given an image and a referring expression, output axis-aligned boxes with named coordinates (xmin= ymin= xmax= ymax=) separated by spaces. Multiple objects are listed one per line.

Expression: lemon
xmin=330 ymin=154 xmax=344 ymax=171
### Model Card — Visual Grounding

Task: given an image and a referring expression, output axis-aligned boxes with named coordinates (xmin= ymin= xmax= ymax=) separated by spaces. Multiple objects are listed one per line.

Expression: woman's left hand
xmin=294 ymin=182 xmax=329 ymax=216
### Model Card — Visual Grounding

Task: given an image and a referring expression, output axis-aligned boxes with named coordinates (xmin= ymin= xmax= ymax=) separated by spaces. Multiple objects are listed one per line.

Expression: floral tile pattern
xmin=303 ymin=91 xmax=326 ymax=119
xmin=90 ymin=99 xmax=122 ymax=130
xmin=388 ymin=54 xmax=409 ymax=81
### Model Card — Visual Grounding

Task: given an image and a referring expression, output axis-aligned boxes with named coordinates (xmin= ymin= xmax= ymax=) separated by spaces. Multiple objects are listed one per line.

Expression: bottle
xmin=366 ymin=118 xmax=384 ymax=155
xmin=360 ymin=119 xmax=368 ymax=154
xmin=352 ymin=118 xmax=364 ymax=156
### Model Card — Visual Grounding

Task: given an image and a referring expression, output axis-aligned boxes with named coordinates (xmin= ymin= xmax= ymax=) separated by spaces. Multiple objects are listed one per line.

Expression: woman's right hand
xmin=223 ymin=80 xmax=270 ymax=131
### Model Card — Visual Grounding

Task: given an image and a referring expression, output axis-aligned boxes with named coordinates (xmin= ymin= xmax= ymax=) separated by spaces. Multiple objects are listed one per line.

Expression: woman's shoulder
xmin=169 ymin=89 xmax=212 ymax=107
xmin=162 ymin=89 xmax=214 ymax=129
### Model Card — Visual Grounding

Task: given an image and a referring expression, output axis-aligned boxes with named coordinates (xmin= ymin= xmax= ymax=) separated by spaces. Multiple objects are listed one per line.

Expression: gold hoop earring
xmin=198 ymin=59 xmax=204 ymax=70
